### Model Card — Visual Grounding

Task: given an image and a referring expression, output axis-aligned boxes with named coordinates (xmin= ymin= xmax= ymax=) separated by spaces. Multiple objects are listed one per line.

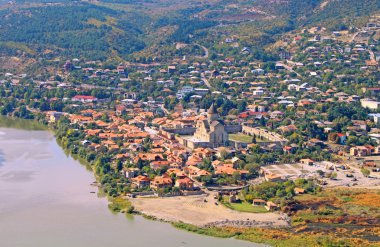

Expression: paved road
xmin=195 ymin=43 xmax=209 ymax=59
xmin=278 ymin=61 xmax=301 ymax=77
xmin=201 ymin=72 xmax=212 ymax=88
xmin=159 ymin=104 xmax=170 ymax=115
xmin=350 ymin=31 xmax=360 ymax=43
xmin=369 ymin=49 xmax=376 ymax=61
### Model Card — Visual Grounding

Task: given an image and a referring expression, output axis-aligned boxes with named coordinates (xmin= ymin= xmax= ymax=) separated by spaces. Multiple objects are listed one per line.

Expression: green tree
xmin=361 ymin=168 xmax=370 ymax=177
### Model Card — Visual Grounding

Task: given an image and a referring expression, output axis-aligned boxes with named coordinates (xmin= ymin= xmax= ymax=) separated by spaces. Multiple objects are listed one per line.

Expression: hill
xmin=0 ymin=0 xmax=378 ymax=63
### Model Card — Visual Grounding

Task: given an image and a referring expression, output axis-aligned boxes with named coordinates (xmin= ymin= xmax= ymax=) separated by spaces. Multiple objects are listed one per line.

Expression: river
xmin=0 ymin=123 xmax=262 ymax=247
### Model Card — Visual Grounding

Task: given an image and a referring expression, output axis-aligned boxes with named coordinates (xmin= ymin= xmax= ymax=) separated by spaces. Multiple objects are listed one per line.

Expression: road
xmin=369 ymin=49 xmax=376 ymax=61
xmin=201 ymin=72 xmax=212 ymax=88
xmin=278 ymin=61 xmax=301 ymax=77
xmin=195 ymin=43 xmax=209 ymax=59
xmin=159 ymin=104 xmax=170 ymax=115
xmin=350 ymin=31 xmax=360 ymax=43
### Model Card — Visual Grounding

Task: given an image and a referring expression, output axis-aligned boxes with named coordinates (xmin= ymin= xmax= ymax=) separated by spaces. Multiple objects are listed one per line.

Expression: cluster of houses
xmin=49 ymin=103 xmax=255 ymax=194
xmin=1 ymin=18 xmax=379 ymax=205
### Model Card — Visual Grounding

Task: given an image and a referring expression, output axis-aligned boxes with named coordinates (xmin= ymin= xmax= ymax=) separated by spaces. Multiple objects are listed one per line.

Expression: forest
xmin=0 ymin=0 xmax=378 ymax=62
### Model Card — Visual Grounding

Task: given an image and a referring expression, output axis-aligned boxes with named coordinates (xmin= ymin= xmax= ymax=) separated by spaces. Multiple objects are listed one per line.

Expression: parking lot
xmin=261 ymin=161 xmax=380 ymax=189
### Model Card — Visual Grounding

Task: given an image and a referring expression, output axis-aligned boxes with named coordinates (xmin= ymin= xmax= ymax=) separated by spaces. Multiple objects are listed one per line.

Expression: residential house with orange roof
xmin=185 ymin=165 xmax=211 ymax=179
xmin=150 ymin=175 xmax=173 ymax=190
xmin=137 ymin=153 xmax=164 ymax=162
xmin=175 ymin=177 xmax=194 ymax=190
xmin=167 ymin=168 xmax=187 ymax=178
xmin=150 ymin=161 xmax=170 ymax=170
xmin=131 ymin=175 xmax=150 ymax=188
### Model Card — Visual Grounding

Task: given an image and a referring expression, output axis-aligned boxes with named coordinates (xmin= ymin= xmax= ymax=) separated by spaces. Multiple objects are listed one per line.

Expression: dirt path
xmin=197 ymin=44 xmax=209 ymax=58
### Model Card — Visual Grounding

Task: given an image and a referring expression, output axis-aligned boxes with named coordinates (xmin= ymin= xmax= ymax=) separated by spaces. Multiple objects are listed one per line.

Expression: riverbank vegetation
xmin=175 ymin=188 xmax=380 ymax=247
xmin=173 ymin=222 xmax=377 ymax=247
xmin=0 ymin=115 xmax=47 ymax=130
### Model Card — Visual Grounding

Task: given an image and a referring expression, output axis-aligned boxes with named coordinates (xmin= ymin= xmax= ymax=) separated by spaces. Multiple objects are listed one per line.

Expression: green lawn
xmin=229 ymin=133 xmax=254 ymax=143
xmin=222 ymin=197 xmax=268 ymax=213
xmin=229 ymin=133 xmax=269 ymax=143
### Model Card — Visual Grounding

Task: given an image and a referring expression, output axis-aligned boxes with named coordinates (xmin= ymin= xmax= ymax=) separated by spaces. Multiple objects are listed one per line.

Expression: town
xmin=1 ymin=13 xmax=380 ymax=244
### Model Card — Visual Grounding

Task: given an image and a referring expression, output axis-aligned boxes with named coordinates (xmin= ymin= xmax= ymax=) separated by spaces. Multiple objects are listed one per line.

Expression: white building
xmin=361 ymin=99 xmax=380 ymax=110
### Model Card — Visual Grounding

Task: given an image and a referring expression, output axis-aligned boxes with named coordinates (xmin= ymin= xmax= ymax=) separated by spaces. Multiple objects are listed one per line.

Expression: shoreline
xmin=129 ymin=194 xmax=290 ymax=228
xmin=2 ymin=117 xmax=380 ymax=247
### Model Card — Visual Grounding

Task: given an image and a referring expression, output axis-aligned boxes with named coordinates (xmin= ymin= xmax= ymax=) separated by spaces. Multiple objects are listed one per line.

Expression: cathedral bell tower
xmin=207 ymin=104 xmax=219 ymax=122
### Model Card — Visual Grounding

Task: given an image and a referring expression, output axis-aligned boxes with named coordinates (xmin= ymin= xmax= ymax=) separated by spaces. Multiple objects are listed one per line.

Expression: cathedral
xmin=193 ymin=104 xmax=229 ymax=148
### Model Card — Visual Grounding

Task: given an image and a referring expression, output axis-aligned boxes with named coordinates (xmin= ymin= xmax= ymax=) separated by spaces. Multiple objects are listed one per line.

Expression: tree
xmin=361 ymin=168 xmax=370 ymax=177
xmin=115 ymin=159 xmax=123 ymax=172
xmin=232 ymin=171 xmax=241 ymax=182
xmin=252 ymin=134 xmax=257 ymax=144
xmin=126 ymin=205 xmax=135 ymax=214
xmin=328 ymin=133 xmax=340 ymax=144
xmin=219 ymin=149 xmax=228 ymax=161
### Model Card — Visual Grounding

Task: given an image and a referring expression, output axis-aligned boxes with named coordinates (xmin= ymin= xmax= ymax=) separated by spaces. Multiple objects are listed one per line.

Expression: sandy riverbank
xmin=130 ymin=193 xmax=289 ymax=228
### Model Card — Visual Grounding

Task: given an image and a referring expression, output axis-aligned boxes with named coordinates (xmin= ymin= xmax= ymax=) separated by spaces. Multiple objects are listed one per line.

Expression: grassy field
xmin=229 ymin=133 xmax=253 ymax=143
xmin=173 ymin=222 xmax=366 ymax=247
xmin=173 ymin=189 xmax=380 ymax=247
xmin=229 ymin=133 xmax=269 ymax=143
xmin=221 ymin=196 xmax=268 ymax=213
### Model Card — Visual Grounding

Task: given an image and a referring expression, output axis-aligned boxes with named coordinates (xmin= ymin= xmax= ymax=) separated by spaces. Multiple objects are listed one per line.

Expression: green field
xmin=229 ymin=133 xmax=268 ymax=143
xmin=229 ymin=133 xmax=254 ymax=143
xmin=222 ymin=197 xmax=268 ymax=213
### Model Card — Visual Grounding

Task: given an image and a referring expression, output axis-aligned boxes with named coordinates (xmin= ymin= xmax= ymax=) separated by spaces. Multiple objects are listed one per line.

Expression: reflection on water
xmin=0 ymin=125 xmax=263 ymax=247
xmin=0 ymin=150 xmax=4 ymax=166
xmin=0 ymin=170 xmax=37 ymax=182
xmin=0 ymin=116 xmax=47 ymax=130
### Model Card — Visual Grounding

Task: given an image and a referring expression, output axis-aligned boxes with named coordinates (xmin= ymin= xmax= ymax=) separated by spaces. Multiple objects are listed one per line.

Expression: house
xmin=252 ymin=68 xmax=265 ymax=76
xmin=275 ymin=63 xmax=285 ymax=70
xmin=300 ymin=159 xmax=314 ymax=166
xmin=294 ymin=187 xmax=305 ymax=195
xmin=125 ymin=168 xmax=139 ymax=179
xmin=252 ymin=199 xmax=266 ymax=206
xmin=264 ymin=173 xmax=284 ymax=182
xmin=150 ymin=175 xmax=173 ymax=190
xmin=307 ymin=138 xmax=325 ymax=147
xmin=369 ymin=113 xmax=380 ymax=124
xmin=214 ymin=164 xmax=249 ymax=177
xmin=186 ymin=165 xmax=211 ymax=179
xmin=175 ymin=177 xmax=194 ymax=190
xmin=229 ymin=193 xmax=239 ymax=203
xmin=361 ymin=98 xmax=380 ymax=110
xmin=150 ymin=161 xmax=170 ymax=170
xmin=194 ymin=88 xmax=210 ymax=96
xmin=168 ymin=66 xmax=176 ymax=73
xmin=71 ymin=95 xmax=98 ymax=103
xmin=283 ymin=145 xmax=296 ymax=154
xmin=47 ymin=111 xmax=64 ymax=123
xmin=115 ymin=105 xmax=127 ymax=116
xmin=350 ymin=146 xmax=372 ymax=157
xmin=265 ymin=201 xmax=279 ymax=211
xmin=337 ymin=133 xmax=347 ymax=144
xmin=131 ymin=175 xmax=150 ymax=188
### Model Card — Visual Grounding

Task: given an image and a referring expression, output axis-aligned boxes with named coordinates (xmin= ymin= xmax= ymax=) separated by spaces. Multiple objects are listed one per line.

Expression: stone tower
xmin=207 ymin=103 xmax=219 ymax=122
